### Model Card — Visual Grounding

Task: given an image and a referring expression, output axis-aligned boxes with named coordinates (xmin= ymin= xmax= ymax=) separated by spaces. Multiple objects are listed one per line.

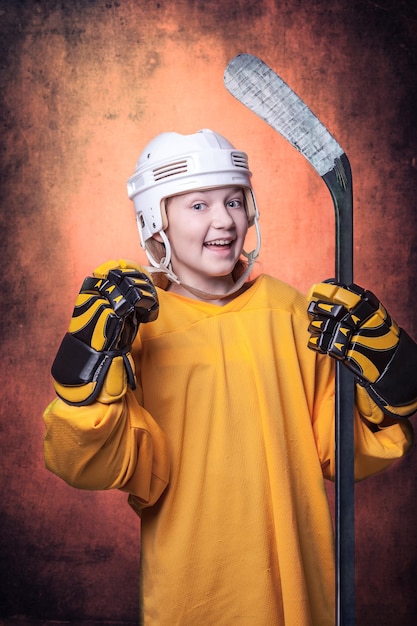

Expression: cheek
xmin=165 ymin=221 xmax=198 ymax=254
xmin=238 ymin=215 xmax=250 ymax=238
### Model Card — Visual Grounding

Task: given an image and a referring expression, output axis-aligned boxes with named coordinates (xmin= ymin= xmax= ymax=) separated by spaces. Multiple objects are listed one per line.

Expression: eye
xmin=191 ymin=202 xmax=206 ymax=211
xmin=226 ymin=198 xmax=244 ymax=209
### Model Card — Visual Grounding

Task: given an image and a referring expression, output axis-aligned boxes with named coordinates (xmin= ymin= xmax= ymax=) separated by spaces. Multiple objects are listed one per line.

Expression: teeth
xmin=206 ymin=239 xmax=231 ymax=246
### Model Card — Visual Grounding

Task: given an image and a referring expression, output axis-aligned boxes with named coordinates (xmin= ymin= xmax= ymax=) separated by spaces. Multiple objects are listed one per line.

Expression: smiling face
xmin=162 ymin=186 xmax=249 ymax=296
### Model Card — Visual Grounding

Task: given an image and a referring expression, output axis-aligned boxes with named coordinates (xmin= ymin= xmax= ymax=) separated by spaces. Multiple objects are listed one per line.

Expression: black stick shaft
xmin=324 ymin=153 xmax=355 ymax=626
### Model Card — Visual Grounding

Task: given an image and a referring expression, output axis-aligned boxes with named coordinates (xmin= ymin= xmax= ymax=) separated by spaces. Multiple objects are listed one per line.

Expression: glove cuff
xmin=363 ymin=329 xmax=417 ymax=418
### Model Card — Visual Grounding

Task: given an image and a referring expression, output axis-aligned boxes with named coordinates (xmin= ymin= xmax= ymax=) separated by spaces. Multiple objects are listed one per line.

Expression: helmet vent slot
xmin=231 ymin=152 xmax=249 ymax=170
xmin=153 ymin=159 xmax=188 ymax=181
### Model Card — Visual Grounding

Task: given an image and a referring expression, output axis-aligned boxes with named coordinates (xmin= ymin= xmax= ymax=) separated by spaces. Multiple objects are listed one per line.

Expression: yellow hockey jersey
xmin=43 ymin=274 xmax=413 ymax=625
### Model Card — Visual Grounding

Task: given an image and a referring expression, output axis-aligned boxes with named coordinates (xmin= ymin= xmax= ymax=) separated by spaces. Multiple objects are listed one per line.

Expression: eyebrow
xmin=225 ymin=187 xmax=244 ymax=196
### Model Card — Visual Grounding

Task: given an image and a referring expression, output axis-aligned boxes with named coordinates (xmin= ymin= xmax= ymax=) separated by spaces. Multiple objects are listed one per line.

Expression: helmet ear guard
xmin=127 ymin=129 xmax=261 ymax=291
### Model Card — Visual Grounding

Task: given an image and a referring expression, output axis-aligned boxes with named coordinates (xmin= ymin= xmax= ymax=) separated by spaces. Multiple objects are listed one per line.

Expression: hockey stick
xmin=224 ymin=53 xmax=355 ymax=626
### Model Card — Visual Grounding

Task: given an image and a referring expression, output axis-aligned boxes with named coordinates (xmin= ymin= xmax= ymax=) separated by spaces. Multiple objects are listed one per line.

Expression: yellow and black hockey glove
xmin=307 ymin=280 xmax=417 ymax=419
xmin=52 ymin=259 xmax=159 ymax=406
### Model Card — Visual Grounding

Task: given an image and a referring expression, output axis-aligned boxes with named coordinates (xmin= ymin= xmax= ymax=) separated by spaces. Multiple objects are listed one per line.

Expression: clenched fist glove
xmin=52 ymin=259 xmax=159 ymax=406
xmin=307 ymin=280 xmax=417 ymax=418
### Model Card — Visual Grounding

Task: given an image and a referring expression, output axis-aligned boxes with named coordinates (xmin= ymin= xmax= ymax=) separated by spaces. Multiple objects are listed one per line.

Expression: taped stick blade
xmin=224 ymin=53 xmax=345 ymax=178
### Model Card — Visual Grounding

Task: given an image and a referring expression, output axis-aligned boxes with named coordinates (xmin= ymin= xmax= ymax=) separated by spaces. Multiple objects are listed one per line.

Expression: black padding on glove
xmin=365 ymin=329 xmax=417 ymax=410
xmin=52 ymin=332 xmax=112 ymax=388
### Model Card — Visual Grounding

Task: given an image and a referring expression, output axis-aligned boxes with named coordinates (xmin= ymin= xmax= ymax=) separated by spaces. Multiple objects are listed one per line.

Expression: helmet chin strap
xmin=145 ymin=220 xmax=261 ymax=301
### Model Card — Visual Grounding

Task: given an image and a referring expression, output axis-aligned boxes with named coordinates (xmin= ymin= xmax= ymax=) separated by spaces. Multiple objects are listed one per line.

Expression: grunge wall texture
xmin=1 ymin=0 xmax=417 ymax=624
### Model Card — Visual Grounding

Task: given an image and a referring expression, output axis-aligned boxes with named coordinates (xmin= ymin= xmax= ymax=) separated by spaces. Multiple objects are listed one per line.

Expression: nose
xmin=211 ymin=202 xmax=235 ymax=229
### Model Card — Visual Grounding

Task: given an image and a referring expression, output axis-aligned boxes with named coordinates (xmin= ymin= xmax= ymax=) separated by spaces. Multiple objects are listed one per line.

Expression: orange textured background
xmin=1 ymin=0 xmax=417 ymax=624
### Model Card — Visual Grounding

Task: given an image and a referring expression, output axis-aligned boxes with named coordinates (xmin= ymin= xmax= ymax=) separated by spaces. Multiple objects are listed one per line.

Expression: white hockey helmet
xmin=127 ymin=129 xmax=261 ymax=273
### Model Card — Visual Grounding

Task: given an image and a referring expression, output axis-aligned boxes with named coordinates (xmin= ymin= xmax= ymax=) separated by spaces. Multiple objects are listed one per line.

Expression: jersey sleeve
xmin=352 ymin=412 xmax=414 ymax=481
xmin=43 ymin=389 xmax=170 ymax=508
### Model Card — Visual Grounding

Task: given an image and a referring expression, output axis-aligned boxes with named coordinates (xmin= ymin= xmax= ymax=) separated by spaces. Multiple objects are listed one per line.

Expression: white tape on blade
xmin=224 ymin=54 xmax=344 ymax=177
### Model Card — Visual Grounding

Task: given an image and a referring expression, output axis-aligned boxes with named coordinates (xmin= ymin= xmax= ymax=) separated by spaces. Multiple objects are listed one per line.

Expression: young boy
xmin=43 ymin=129 xmax=417 ymax=625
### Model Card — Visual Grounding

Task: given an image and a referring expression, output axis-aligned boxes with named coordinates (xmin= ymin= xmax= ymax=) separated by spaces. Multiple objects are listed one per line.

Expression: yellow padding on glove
xmin=53 ymin=380 xmax=97 ymax=405
xmin=355 ymin=385 xmax=385 ymax=425
xmin=93 ymin=258 xmax=151 ymax=280
xmin=383 ymin=398 xmax=417 ymax=418
xmin=96 ymin=354 xmax=136 ymax=404
xmin=307 ymin=282 xmax=361 ymax=309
